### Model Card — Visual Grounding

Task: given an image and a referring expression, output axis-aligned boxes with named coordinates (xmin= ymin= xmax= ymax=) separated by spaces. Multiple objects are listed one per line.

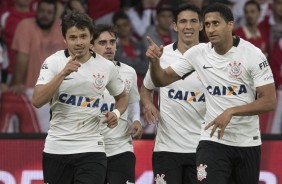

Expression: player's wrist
xmin=112 ymin=109 xmax=121 ymax=119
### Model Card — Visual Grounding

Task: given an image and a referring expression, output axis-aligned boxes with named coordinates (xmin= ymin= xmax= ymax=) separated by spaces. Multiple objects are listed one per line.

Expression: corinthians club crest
xmin=124 ymin=79 xmax=131 ymax=93
xmin=228 ymin=61 xmax=242 ymax=77
xmin=93 ymin=73 xmax=105 ymax=90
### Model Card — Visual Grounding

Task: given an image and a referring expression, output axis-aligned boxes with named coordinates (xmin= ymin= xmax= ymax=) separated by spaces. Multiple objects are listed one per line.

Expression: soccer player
xmin=140 ymin=3 xmax=205 ymax=184
xmin=32 ymin=11 xmax=128 ymax=184
xmin=146 ymin=3 xmax=276 ymax=184
xmin=91 ymin=24 xmax=143 ymax=184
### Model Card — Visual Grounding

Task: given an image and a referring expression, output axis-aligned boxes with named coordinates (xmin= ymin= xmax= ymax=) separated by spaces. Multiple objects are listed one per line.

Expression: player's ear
xmin=173 ymin=22 xmax=178 ymax=32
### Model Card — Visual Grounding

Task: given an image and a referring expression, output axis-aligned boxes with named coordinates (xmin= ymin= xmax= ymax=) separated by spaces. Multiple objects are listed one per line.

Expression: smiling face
xmin=64 ymin=26 xmax=92 ymax=60
xmin=204 ymin=12 xmax=234 ymax=46
xmin=174 ymin=10 xmax=203 ymax=46
xmin=92 ymin=31 xmax=117 ymax=61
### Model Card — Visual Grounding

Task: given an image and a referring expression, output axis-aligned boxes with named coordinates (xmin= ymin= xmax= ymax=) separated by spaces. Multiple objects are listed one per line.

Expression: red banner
xmin=0 ymin=139 xmax=280 ymax=184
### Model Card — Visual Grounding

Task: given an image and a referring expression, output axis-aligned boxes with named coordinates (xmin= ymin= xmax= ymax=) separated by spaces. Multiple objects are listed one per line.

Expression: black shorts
xmin=43 ymin=152 xmax=107 ymax=184
xmin=196 ymin=141 xmax=261 ymax=184
xmin=105 ymin=151 xmax=136 ymax=184
xmin=153 ymin=151 xmax=197 ymax=184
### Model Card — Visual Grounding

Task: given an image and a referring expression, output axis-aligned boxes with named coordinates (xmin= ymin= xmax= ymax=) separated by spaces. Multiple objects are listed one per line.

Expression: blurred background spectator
xmin=1 ymin=0 xmax=35 ymax=85
xmin=259 ymin=0 xmax=282 ymax=51
xmin=142 ymin=3 xmax=177 ymax=48
xmin=235 ymin=0 xmax=270 ymax=57
xmin=113 ymin=11 xmax=148 ymax=89
xmin=0 ymin=0 xmax=65 ymax=133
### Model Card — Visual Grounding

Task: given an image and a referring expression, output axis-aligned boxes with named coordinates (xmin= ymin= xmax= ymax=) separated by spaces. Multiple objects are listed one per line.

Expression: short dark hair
xmin=174 ymin=3 xmax=202 ymax=22
xmin=244 ymin=0 xmax=261 ymax=12
xmin=203 ymin=2 xmax=234 ymax=22
xmin=37 ymin=0 xmax=57 ymax=14
xmin=91 ymin=24 xmax=117 ymax=44
xmin=112 ymin=11 xmax=130 ymax=24
xmin=156 ymin=3 xmax=174 ymax=15
xmin=61 ymin=10 xmax=94 ymax=39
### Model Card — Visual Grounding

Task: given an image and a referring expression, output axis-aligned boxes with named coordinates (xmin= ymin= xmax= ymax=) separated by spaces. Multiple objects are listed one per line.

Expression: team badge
xmin=93 ymin=73 xmax=105 ymax=90
xmin=228 ymin=61 xmax=242 ymax=77
xmin=197 ymin=164 xmax=207 ymax=181
xmin=124 ymin=79 xmax=131 ymax=93
xmin=155 ymin=174 xmax=167 ymax=184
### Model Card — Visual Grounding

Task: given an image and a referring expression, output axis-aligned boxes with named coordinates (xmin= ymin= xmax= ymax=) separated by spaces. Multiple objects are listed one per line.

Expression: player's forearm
xmin=140 ymin=84 xmax=154 ymax=108
xmin=127 ymin=101 xmax=141 ymax=124
xmin=114 ymin=90 xmax=128 ymax=115
xmin=149 ymin=62 xmax=168 ymax=87
xmin=32 ymin=71 xmax=66 ymax=108
xmin=11 ymin=56 xmax=28 ymax=85
xmin=227 ymin=92 xmax=276 ymax=116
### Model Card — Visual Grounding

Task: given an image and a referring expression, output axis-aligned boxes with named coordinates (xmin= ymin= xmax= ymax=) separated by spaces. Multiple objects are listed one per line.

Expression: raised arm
xmin=205 ymin=83 xmax=277 ymax=139
xmin=146 ymin=36 xmax=181 ymax=87
xmin=32 ymin=56 xmax=81 ymax=108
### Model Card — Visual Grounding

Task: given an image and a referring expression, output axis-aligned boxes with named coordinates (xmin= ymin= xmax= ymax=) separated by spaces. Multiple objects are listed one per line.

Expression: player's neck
xmin=178 ymin=40 xmax=199 ymax=54
xmin=213 ymin=36 xmax=233 ymax=55
xmin=77 ymin=51 xmax=91 ymax=64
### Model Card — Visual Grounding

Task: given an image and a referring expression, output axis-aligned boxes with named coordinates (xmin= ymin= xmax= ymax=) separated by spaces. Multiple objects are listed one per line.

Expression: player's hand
xmin=143 ymin=103 xmax=159 ymax=124
xmin=103 ymin=111 xmax=118 ymax=128
xmin=146 ymin=36 xmax=164 ymax=64
xmin=130 ymin=121 xmax=143 ymax=139
xmin=10 ymin=84 xmax=25 ymax=95
xmin=62 ymin=54 xmax=81 ymax=76
xmin=204 ymin=109 xmax=233 ymax=139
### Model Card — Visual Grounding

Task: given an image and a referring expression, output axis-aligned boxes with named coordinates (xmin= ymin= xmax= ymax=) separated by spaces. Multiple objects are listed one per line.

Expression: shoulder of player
xmin=94 ymin=53 xmax=115 ymax=66
xmin=118 ymin=62 xmax=137 ymax=74
xmin=45 ymin=50 xmax=66 ymax=62
xmin=238 ymin=38 xmax=264 ymax=57
xmin=183 ymin=43 xmax=206 ymax=57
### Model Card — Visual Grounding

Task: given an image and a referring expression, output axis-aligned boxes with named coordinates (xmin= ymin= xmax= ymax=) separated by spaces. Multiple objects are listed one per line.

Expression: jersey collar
xmin=64 ymin=49 xmax=96 ymax=58
xmin=211 ymin=35 xmax=240 ymax=48
xmin=172 ymin=41 xmax=178 ymax=51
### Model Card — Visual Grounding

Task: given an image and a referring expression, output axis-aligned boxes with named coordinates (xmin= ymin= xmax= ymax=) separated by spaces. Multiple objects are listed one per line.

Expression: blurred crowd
xmin=0 ymin=0 xmax=282 ymax=133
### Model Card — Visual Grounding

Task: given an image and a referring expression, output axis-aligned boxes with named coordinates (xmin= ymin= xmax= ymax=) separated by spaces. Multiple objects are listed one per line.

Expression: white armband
xmin=112 ymin=109 xmax=121 ymax=119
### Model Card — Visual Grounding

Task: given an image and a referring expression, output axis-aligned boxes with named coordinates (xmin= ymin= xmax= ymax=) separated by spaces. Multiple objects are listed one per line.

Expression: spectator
xmin=126 ymin=0 xmax=154 ymax=39
xmin=87 ymin=0 xmax=120 ymax=24
xmin=259 ymin=0 xmax=282 ymax=51
xmin=142 ymin=3 xmax=177 ymax=48
xmin=1 ymin=0 xmax=35 ymax=84
xmin=269 ymin=38 xmax=282 ymax=89
xmin=7 ymin=0 xmax=65 ymax=132
xmin=113 ymin=11 xmax=148 ymax=88
xmin=236 ymin=0 xmax=270 ymax=57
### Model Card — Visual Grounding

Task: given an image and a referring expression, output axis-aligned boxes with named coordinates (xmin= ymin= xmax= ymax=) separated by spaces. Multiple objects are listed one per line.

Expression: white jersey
xmin=171 ymin=37 xmax=274 ymax=147
xmin=35 ymin=50 xmax=125 ymax=154
xmin=144 ymin=43 xmax=206 ymax=153
xmin=100 ymin=61 xmax=140 ymax=157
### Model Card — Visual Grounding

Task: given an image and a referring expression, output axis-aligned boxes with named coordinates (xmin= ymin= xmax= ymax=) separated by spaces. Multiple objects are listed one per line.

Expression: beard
xmin=36 ymin=18 xmax=54 ymax=30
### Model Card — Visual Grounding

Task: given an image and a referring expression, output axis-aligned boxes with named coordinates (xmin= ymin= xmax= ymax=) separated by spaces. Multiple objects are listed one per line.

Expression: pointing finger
xmin=146 ymin=36 xmax=156 ymax=47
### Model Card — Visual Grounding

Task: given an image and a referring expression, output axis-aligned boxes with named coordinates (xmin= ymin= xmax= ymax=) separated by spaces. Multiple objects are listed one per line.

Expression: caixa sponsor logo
xmin=0 ymin=170 xmax=278 ymax=184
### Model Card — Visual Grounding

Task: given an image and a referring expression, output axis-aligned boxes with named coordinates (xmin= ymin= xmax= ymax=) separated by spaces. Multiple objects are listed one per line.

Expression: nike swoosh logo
xmin=64 ymin=77 xmax=74 ymax=80
xmin=203 ymin=65 xmax=213 ymax=69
